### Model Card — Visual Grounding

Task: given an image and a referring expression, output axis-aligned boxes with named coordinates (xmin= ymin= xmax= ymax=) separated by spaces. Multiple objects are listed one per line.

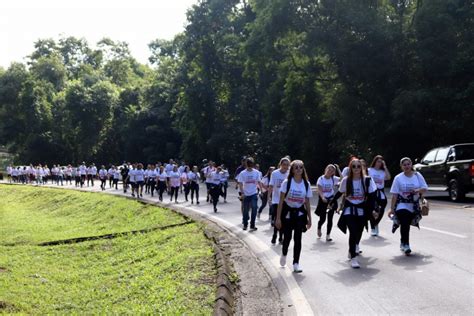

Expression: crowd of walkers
xmin=5 ymin=154 xmax=428 ymax=272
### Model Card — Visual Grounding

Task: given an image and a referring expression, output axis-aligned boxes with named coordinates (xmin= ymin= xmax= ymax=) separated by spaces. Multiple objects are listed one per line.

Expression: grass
xmin=0 ymin=184 xmax=216 ymax=314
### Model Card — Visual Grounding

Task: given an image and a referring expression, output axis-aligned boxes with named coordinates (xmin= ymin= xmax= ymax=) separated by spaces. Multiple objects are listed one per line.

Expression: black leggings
xmin=190 ymin=182 xmax=199 ymax=202
xmin=210 ymin=184 xmax=221 ymax=209
xmin=149 ymin=180 xmax=156 ymax=196
xmin=396 ymin=209 xmax=415 ymax=245
xmin=316 ymin=197 xmax=337 ymax=235
xmin=271 ymin=204 xmax=282 ymax=241
xmin=345 ymin=215 xmax=366 ymax=258
xmin=258 ymin=191 xmax=268 ymax=214
xmin=282 ymin=213 xmax=306 ymax=264
xmin=183 ymin=183 xmax=190 ymax=200
xmin=370 ymin=196 xmax=388 ymax=229
xmin=157 ymin=181 xmax=167 ymax=200
xmin=170 ymin=186 xmax=179 ymax=201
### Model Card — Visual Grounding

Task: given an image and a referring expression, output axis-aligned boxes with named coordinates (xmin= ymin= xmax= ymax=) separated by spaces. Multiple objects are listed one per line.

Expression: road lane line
xmin=386 ymin=220 xmax=467 ymax=239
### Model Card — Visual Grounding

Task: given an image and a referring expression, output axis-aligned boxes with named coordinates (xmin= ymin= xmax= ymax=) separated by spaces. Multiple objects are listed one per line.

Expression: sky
xmin=0 ymin=0 xmax=199 ymax=68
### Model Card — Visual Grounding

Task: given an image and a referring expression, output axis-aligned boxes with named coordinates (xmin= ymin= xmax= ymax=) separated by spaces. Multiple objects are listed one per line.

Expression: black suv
xmin=415 ymin=143 xmax=474 ymax=202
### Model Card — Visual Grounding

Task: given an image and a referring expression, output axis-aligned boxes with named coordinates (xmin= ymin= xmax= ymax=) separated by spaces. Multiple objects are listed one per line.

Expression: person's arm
xmin=388 ymin=193 xmax=398 ymax=218
xmin=268 ymin=185 xmax=273 ymax=202
xmin=305 ymin=197 xmax=312 ymax=230
xmin=275 ymin=192 xmax=285 ymax=230
xmin=383 ymin=161 xmax=392 ymax=180
xmin=317 ymin=184 xmax=327 ymax=202
xmin=238 ymin=182 xmax=244 ymax=193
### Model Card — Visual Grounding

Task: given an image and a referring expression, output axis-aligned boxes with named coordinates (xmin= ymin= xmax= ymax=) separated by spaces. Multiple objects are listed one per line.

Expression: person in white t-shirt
xmin=156 ymin=165 xmax=168 ymax=202
xmin=6 ymin=165 xmax=12 ymax=183
xmin=168 ymin=165 xmax=181 ymax=203
xmin=389 ymin=157 xmax=428 ymax=255
xmin=99 ymin=165 xmax=108 ymax=191
xmin=188 ymin=166 xmax=201 ymax=204
xmin=108 ymin=165 xmax=115 ymax=188
xmin=147 ymin=164 xmax=157 ymax=197
xmin=128 ymin=163 xmax=137 ymax=197
xmin=219 ymin=165 xmax=230 ymax=202
xmin=368 ymin=155 xmax=392 ymax=236
xmin=315 ymin=164 xmax=341 ymax=242
xmin=258 ymin=166 xmax=275 ymax=219
xmin=202 ymin=161 xmax=216 ymax=203
xmin=275 ymin=160 xmax=312 ymax=273
xmin=135 ymin=163 xmax=146 ymax=198
xmin=209 ymin=166 xmax=224 ymax=212
xmin=79 ymin=162 xmax=87 ymax=187
xmin=180 ymin=166 xmax=190 ymax=202
xmin=112 ymin=166 xmax=120 ymax=190
xmin=335 ymin=159 xmax=377 ymax=269
xmin=268 ymin=157 xmax=290 ymax=244
xmin=237 ymin=158 xmax=262 ymax=231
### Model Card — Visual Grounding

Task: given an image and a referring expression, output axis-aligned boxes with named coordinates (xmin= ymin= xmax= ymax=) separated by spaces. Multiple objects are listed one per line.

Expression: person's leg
xmin=281 ymin=219 xmax=293 ymax=258
xmin=326 ymin=209 xmax=335 ymax=236
xmin=242 ymin=196 xmax=250 ymax=228
xmin=190 ymin=183 xmax=195 ymax=202
xmin=374 ymin=198 xmax=387 ymax=227
xmin=293 ymin=220 xmax=304 ymax=264
xmin=223 ymin=182 xmax=228 ymax=201
xmin=174 ymin=186 xmax=178 ymax=202
xmin=396 ymin=209 xmax=414 ymax=246
xmin=195 ymin=183 xmax=200 ymax=204
xmin=211 ymin=186 xmax=219 ymax=211
xmin=258 ymin=192 xmax=268 ymax=214
xmin=250 ymin=194 xmax=258 ymax=228
xmin=346 ymin=215 xmax=358 ymax=259
xmin=317 ymin=208 xmax=327 ymax=230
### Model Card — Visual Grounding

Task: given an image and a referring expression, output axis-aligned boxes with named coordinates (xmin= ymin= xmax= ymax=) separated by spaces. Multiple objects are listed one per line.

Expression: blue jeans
xmin=243 ymin=194 xmax=258 ymax=227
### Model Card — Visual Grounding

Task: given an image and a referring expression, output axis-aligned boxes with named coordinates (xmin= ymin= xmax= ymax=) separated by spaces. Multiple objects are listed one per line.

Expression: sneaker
xmin=326 ymin=235 xmax=332 ymax=242
xmin=404 ymin=244 xmax=412 ymax=255
xmin=243 ymin=226 xmax=248 ymax=231
xmin=356 ymin=244 xmax=362 ymax=254
xmin=280 ymin=255 xmax=287 ymax=267
xmin=317 ymin=229 xmax=322 ymax=238
xmin=371 ymin=228 xmax=377 ymax=236
xmin=214 ymin=207 xmax=217 ymax=213
xmin=271 ymin=235 xmax=277 ymax=244
xmin=257 ymin=212 xmax=261 ymax=219
xmin=375 ymin=226 xmax=379 ymax=236
xmin=250 ymin=226 xmax=258 ymax=231
xmin=400 ymin=243 xmax=405 ymax=251
xmin=351 ymin=258 xmax=360 ymax=269
xmin=293 ymin=263 xmax=303 ymax=273
xmin=197 ymin=201 xmax=200 ymax=205
xmin=278 ymin=237 xmax=283 ymax=244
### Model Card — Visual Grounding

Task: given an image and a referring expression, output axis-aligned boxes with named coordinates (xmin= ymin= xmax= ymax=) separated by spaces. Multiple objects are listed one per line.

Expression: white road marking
xmin=386 ymin=220 xmax=468 ymax=239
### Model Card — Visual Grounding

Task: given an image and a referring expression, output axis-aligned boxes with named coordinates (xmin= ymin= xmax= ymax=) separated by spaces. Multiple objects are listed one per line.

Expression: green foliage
xmin=0 ymin=0 xmax=472 ymax=174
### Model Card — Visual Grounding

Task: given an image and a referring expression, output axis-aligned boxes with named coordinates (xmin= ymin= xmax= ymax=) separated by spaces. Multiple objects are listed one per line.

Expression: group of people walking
xmin=6 ymin=154 xmax=428 ymax=272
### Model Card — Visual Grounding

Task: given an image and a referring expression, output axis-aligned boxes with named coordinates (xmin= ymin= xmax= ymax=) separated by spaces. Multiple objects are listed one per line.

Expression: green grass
xmin=0 ymin=185 xmax=216 ymax=314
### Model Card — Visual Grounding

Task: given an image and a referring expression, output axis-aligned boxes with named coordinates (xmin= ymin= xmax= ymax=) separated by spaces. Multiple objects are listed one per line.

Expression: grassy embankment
xmin=0 ymin=184 xmax=215 ymax=314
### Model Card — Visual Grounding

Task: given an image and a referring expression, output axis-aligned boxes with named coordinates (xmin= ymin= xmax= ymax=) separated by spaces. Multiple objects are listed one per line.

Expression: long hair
xmin=287 ymin=160 xmax=309 ymax=186
xmin=346 ymin=159 xmax=366 ymax=197
xmin=370 ymin=155 xmax=385 ymax=170
xmin=264 ymin=166 xmax=275 ymax=178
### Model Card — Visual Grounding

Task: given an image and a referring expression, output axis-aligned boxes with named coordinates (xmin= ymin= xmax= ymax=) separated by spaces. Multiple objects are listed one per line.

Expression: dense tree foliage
xmin=0 ymin=0 xmax=472 ymax=176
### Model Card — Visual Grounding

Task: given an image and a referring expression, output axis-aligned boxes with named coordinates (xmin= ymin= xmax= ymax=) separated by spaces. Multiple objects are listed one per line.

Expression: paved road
xmin=6 ymin=180 xmax=473 ymax=315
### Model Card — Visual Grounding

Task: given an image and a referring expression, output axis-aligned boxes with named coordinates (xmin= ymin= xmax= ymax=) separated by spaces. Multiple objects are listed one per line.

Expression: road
xmin=6 ymin=180 xmax=473 ymax=315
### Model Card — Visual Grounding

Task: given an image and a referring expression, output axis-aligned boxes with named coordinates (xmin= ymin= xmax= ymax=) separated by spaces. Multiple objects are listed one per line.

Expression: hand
xmin=372 ymin=210 xmax=379 ymax=220
xmin=322 ymin=197 xmax=328 ymax=203
xmin=388 ymin=209 xmax=394 ymax=218
xmin=275 ymin=219 xmax=282 ymax=230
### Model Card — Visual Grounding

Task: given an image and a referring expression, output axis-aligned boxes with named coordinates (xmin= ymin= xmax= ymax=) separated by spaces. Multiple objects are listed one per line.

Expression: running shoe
xmin=293 ymin=263 xmax=303 ymax=273
xmin=326 ymin=235 xmax=332 ymax=242
xmin=351 ymin=258 xmax=360 ymax=269
xmin=280 ymin=255 xmax=286 ymax=267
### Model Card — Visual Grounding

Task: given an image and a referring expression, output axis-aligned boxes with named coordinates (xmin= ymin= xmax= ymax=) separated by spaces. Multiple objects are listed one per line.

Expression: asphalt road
xmin=6 ymin=180 xmax=473 ymax=315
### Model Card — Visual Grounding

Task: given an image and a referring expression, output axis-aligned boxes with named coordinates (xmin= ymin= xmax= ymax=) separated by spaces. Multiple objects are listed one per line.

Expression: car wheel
xmin=448 ymin=179 xmax=465 ymax=202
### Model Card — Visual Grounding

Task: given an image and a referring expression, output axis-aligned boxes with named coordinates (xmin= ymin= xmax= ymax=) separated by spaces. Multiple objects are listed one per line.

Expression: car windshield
xmin=435 ymin=147 xmax=450 ymax=162
xmin=422 ymin=149 xmax=437 ymax=164
xmin=455 ymin=145 xmax=474 ymax=160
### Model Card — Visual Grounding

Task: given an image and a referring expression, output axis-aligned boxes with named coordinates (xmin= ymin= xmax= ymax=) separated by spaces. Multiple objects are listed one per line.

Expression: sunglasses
xmin=352 ymin=165 xmax=362 ymax=169
xmin=293 ymin=165 xmax=304 ymax=170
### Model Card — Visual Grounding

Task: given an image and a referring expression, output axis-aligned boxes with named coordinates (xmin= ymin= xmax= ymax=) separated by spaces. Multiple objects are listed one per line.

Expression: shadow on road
xmin=322 ymin=257 xmax=381 ymax=286
xmin=361 ymin=235 xmax=391 ymax=248
xmin=389 ymin=253 xmax=433 ymax=271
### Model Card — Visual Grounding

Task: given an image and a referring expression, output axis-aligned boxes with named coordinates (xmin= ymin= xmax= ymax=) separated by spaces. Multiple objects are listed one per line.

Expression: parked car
xmin=415 ymin=143 xmax=474 ymax=201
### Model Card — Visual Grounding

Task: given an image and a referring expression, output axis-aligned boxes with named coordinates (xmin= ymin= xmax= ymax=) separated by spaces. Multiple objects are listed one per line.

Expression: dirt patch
xmin=0 ymin=301 xmax=16 ymax=311
xmin=0 ymin=267 xmax=8 ymax=273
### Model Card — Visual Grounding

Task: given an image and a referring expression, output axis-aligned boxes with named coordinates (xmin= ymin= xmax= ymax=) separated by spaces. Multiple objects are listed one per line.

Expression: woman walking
xmin=168 ymin=165 xmax=181 ymax=203
xmin=99 ymin=165 xmax=108 ymax=191
xmin=258 ymin=167 xmax=274 ymax=219
xmin=388 ymin=157 xmax=427 ymax=255
xmin=181 ymin=166 xmax=191 ymax=202
xmin=189 ymin=166 xmax=201 ymax=204
xmin=368 ymin=155 xmax=391 ymax=236
xmin=275 ymin=160 xmax=312 ymax=273
xmin=156 ymin=166 xmax=168 ymax=202
xmin=268 ymin=157 xmax=290 ymax=244
xmin=335 ymin=159 xmax=377 ymax=269
xmin=315 ymin=164 xmax=341 ymax=242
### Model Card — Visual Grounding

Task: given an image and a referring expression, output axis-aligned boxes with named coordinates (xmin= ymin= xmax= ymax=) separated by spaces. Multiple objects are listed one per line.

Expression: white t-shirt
xmin=202 ymin=166 xmax=216 ymax=183
xmin=237 ymin=168 xmax=261 ymax=196
xmin=280 ymin=178 xmax=312 ymax=209
xmin=188 ymin=172 xmax=200 ymax=182
xmin=342 ymin=167 xmax=349 ymax=178
xmin=269 ymin=169 xmax=289 ymax=204
xmin=317 ymin=175 xmax=340 ymax=198
xmin=390 ymin=172 xmax=428 ymax=212
xmin=99 ymin=169 xmax=107 ymax=179
xmin=113 ymin=170 xmax=120 ymax=179
xmin=168 ymin=171 xmax=181 ymax=187
xmin=128 ymin=169 xmax=136 ymax=183
xmin=79 ymin=165 xmax=87 ymax=175
xmin=135 ymin=169 xmax=145 ymax=182
xmin=180 ymin=172 xmax=189 ymax=184
xmin=148 ymin=169 xmax=157 ymax=179
xmin=368 ymin=168 xmax=386 ymax=190
xmin=261 ymin=176 xmax=269 ymax=193
xmin=339 ymin=176 xmax=377 ymax=215
xmin=108 ymin=168 xmax=114 ymax=176
xmin=220 ymin=170 xmax=229 ymax=183
xmin=165 ymin=164 xmax=174 ymax=173
xmin=157 ymin=171 xmax=168 ymax=182
xmin=210 ymin=171 xmax=221 ymax=185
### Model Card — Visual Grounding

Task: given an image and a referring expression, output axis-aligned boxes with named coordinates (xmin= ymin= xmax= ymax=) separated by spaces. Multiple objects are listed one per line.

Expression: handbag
xmin=419 ymin=197 xmax=429 ymax=216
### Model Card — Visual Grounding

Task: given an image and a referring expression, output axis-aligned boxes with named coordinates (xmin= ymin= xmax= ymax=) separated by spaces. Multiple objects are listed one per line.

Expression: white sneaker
xmin=326 ymin=235 xmax=332 ymax=242
xmin=351 ymin=258 xmax=360 ymax=269
xmin=356 ymin=244 xmax=362 ymax=254
xmin=293 ymin=263 xmax=303 ymax=273
xmin=280 ymin=255 xmax=287 ymax=267
xmin=400 ymin=243 xmax=405 ymax=251
xmin=317 ymin=229 xmax=322 ymax=238
xmin=404 ymin=244 xmax=412 ymax=255
xmin=371 ymin=228 xmax=377 ymax=236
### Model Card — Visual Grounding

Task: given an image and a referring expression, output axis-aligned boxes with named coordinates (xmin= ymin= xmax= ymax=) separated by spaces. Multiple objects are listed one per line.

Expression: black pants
xmin=170 ymin=186 xmax=179 ymax=201
xmin=87 ymin=175 xmax=94 ymax=186
xmin=210 ymin=184 xmax=221 ymax=209
xmin=282 ymin=212 xmax=306 ymax=264
xmin=109 ymin=177 xmax=113 ymax=188
xmin=222 ymin=181 xmax=228 ymax=200
xmin=158 ymin=181 xmax=167 ymax=200
xmin=316 ymin=197 xmax=336 ymax=235
xmin=100 ymin=179 xmax=106 ymax=190
xmin=258 ymin=191 xmax=268 ymax=214
xmin=345 ymin=215 xmax=366 ymax=258
xmin=149 ymin=180 xmax=156 ymax=196
xmin=271 ymin=204 xmax=282 ymax=241
xmin=183 ymin=183 xmax=191 ymax=201
xmin=370 ymin=197 xmax=388 ymax=229
xmin=396 ymin=209 xmax=415 ymax=245
xmin=113 ymin=179 xmax=118 ymax=189
xmin=190 ymin=182 xmax=199 ymax=202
